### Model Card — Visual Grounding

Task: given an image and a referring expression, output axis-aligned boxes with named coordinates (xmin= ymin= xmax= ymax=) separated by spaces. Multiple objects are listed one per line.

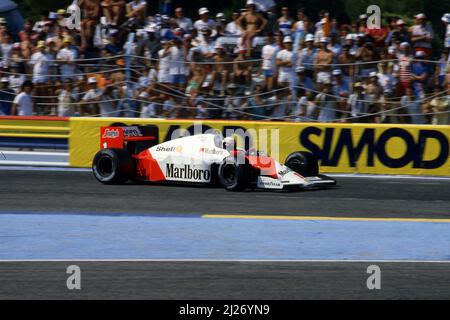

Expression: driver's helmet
xmin=222 ymin=137 xmax=235 ymax=150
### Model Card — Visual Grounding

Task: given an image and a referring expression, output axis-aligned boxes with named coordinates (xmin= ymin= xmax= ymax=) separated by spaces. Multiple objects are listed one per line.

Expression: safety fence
xmin=2 ymin=52 xmax=449 ymax=122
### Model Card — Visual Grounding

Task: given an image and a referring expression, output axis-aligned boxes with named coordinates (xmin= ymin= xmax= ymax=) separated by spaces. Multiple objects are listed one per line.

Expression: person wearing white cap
xmin=410 ymin=52 xmax=429 ymax=103
xmin=194 ymin=7 xmax=216 ymax=36
xmin=276 ymin=36 xmax=295 ymax=87
xmin=80 ymin=77 xmax=102 ymax=116
xmin=298 ymin=34 xmax=317 ymax=79
xmin=235 ymin=1 xmax=267 ymax=56
xmin=314 ymin=37 xmax=333 ymax=86
xmin=410 ymin=13 xmax=433 ymax=57
xmin=442 ymin=13 xmax=450 ymax=48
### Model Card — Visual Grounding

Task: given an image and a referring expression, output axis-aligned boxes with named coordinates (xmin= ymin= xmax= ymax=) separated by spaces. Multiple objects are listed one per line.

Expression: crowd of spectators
xmin=0 ymin=0 xmax=449 ymax=124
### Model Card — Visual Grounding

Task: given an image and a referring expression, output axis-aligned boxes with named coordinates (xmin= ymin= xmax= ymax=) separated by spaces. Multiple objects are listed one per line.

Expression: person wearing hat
xmin=409 ymin=13 xmax=433 ymax=58
xmin=157 ymin=40 xmax=171 ymax=85
xmin=12 ymin=80 xmax=34 ymax=116
xmin=337 ymin=45 xmax=356 ymax=82
xmin=235 ymin=0 xmax=267 ymax=57
xmin=276 ymin=36 xmax=295 ymax=88
xmin=442 ymin=13 xmax=450 ymax=49
xmin=410 ymin=51 xmax=429 ymax=97
xmin=56 ymin=9 xmax=67 ymax=28
xmin=56 ymin=36 xmax=76 ymax=81
xmin=80 ymin=77 xmax=101 ymax=116
xmin=194 ymin=8 xmax=216 ymax=37
xmin=299 ymin=34 xmax=317 ymax=80
xmin=0 ymin=77 xmax=15 ymax=116
xmin=29 ymin=40 xmax=50 ymax=114
xmin=332 ymin=69 xmax=350 ymax=110
xmin=314 ymin=37 xmax=333 ymax=86
xmin=347 ymin=82 xmax=371 ymax=123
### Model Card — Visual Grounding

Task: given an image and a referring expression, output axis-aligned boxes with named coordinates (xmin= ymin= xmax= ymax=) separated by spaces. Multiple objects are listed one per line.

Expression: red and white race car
xmin=92 ymin=126 xmax=336 ymax=191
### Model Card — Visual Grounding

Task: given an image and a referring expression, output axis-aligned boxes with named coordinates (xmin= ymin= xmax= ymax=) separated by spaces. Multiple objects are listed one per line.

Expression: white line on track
xmin=1 ymin=259 xmax=450 ymax=263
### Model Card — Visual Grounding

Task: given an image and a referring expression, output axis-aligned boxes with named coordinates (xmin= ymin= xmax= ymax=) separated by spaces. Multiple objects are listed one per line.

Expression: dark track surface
xmin=0 ymin=170 xmax=449 ymax=219
xmin=2 ymin=169 xmax=450 ymax=299
xmin=1 ymin=261 xmax=450 ymax=300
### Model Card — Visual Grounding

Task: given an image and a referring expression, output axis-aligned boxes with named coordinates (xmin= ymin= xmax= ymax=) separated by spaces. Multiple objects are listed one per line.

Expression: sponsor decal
xmin=102 ymin=129 xmax=120 ymax=139
xmin=166 ymin=164 xmax=211 ymax=181
xmin=257 ymin=176 xmax=283 ymax=189
xmin=123 ymin=126 xmax=142 ymax=137
xmin=278 ymin=168 xmax=291 ymax=176
xmin=200 ymin=148 xmax=225 ymax=156
xmin=300 ymin=127 xmax=449 ymax=169
xmin=156 ymin=145 xmax=183 ymax=153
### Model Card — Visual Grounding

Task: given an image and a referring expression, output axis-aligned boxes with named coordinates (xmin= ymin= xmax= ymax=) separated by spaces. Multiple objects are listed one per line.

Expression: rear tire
xmin=218 ymin=157 xmax=249 ymax=191
xmin=285 ymin=151 xmax=319 ymax=177
xmin=92 ymin=148 xmax=134 ymax=184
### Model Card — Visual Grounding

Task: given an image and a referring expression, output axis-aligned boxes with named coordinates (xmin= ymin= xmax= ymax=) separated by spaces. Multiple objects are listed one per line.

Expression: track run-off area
xmin=1 ymin=168 xmax=450 ymax=299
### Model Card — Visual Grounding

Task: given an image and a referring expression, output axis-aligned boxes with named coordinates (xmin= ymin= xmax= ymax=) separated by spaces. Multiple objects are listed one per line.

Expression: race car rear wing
xmin=100 ymin=126 xmax=157 ymax=150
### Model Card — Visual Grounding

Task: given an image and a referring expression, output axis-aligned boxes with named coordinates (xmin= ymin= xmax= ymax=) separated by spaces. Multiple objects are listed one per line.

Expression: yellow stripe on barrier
xmin=0 ymin=126 xmax=69 ymax=132
xmin=0 ymin=133 xmax=69 ymax=139
xmin=202 ymin=214 xmax=450 ymax=223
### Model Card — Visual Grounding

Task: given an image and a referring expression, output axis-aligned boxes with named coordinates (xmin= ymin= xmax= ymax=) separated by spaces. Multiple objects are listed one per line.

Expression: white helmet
xmin=222 ymin=137 xmax=235 ymax=149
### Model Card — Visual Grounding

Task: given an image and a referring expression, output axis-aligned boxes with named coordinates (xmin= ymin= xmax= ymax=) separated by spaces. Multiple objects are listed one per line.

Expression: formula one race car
xmin=92 ymin=126 xmax=336 ymax=191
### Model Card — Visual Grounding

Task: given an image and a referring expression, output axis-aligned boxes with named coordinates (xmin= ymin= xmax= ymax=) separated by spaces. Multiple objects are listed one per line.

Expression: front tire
xmin=218 ymin=157 xmax=249 ymax=191
xmin=92 ymin=148 xmax=134 ymax=184
xmin=285 ymin=151 xmax=319 ymax=177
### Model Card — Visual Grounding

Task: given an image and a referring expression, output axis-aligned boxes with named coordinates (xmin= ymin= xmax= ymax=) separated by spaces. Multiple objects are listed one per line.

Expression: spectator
xmin=410 ymin=13 xmax=433 ymax=58
xmin=0 ymin=78 xmax=15 ymax=115
xmin=79 ymin=0 xmax=101 ymax=51
xmin=126 ymin=0 xmax=147 ymax=26
xmin=174 ymin=7 xmax=193 ymax=32
xmin=260 ymin=33 xmax=279 ymax=92
xmin=55 ymin=79 xmax=78 ymax=116
xmin=235 ymin=1 xmax=267 ymax=57
xmin=314 ymin=37 xmax=333 ymax=86
xmin=300 ymin=34 xmax=317 ymax=79
xmin=276 ymin=36 xmax=294 ymax=88
xmin=316 ymin=79 xmax=338 ymax=122
xmin=81 ymin=77 xmax=101 ymax=115
xmin=443 ymin=13 xmax=450 ymax=49
xmin=194 ymin=8 xmax=216 ymax=36
xmin=225 ymin=11 xmax=243 ymax=36
xmin=12 ymin=81 xmax=34 ymax=116
xmin=277 ymin=7 xmax=293 ymax=37
xmin=401 ymin=86 xmax=426 ymax=124
xmin=57 ymin=36 xmax=77 ymax=81
xmin=245 ymin=84 xmax=267 ymax=120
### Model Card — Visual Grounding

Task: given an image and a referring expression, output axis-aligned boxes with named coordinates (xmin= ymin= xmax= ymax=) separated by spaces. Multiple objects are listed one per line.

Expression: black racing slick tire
xmin=285 ymin=151 xmax=319 ymax=177
xmin=218 ymin=157 xmax=249 ymax=191
xmin=92 ymin=148 xmax=134 ymax=184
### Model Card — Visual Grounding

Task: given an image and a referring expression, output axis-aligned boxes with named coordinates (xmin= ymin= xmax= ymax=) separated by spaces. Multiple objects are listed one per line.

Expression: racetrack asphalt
xmin=0 ymin=169 xmax=449 ymax=219
xmin=1 ymin=169 xmax=450 ymax=299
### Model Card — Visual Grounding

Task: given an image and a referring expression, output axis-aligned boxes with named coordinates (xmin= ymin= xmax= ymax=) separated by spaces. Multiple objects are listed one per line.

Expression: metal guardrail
xmin=0 ymin=117 xmax=70 ymax=166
